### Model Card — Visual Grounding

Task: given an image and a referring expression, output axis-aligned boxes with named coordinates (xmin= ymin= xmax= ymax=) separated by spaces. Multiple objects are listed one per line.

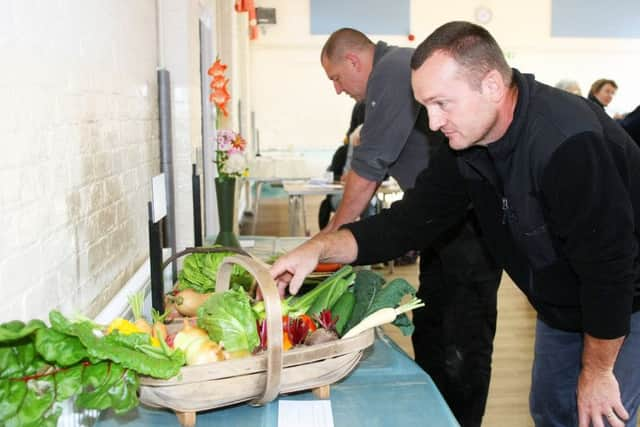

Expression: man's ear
xmin=344 ymin=52 xmax=360 ymax=71
xmin=481 ymin=69 xmax=506 ymax=102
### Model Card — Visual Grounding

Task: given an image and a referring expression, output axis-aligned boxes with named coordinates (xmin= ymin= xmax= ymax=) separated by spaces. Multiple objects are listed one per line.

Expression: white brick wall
xmin=0 ymin=0 xmax=161 ymax=322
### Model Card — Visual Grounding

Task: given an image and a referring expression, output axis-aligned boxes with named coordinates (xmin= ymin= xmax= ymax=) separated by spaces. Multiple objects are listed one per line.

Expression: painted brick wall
xmin=0 ymin=1 xmax=159 ymax=321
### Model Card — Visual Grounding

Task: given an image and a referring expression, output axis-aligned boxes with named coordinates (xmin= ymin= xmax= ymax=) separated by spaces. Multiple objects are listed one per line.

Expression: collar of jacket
xmin=485 ymin=68 xmax=532 ymax=161
xmin=372 ymin=41 xmax=391 ymax=67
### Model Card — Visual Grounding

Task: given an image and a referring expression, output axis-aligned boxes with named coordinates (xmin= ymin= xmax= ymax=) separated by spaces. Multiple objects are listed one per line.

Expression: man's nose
xmin=333 ymin=81 xmax=342 ymax=95
xmin=427 ymin=108 xmax=444 ymax=131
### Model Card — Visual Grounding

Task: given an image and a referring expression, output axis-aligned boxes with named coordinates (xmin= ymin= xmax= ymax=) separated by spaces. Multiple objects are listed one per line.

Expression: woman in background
xmin=588 ymin=78 xmax=618 ymax=109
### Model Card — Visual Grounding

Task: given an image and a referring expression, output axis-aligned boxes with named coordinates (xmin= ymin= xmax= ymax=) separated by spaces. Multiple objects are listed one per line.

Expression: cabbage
xmin=196 ymin=288 xmax=259 ymax=353
xmin=177 ymin=249 xmax=253 ymax=293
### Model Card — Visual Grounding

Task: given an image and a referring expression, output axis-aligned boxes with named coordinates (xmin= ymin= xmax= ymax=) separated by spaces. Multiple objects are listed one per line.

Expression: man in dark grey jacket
xmin=273 ymin=22 xmax=640 ymax=426
xmin=318 ymin=28 xmax=501 ymax=427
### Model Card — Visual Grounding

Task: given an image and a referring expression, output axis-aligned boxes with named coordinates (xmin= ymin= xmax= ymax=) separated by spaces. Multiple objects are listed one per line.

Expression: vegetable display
xmin=0 ymin=259 xmax=425 ymax=425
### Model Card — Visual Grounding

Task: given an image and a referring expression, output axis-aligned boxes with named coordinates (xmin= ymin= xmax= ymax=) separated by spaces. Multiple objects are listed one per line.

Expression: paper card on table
xmin=240 ymin=239 xmax=255 ymax=248
xmin=278 ymin=400 xmax=334 ymax=427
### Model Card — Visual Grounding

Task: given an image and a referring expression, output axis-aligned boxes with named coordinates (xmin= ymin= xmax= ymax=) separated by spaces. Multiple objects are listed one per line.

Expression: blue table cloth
xmin=96 ymin=332 xmax=459 ymax=427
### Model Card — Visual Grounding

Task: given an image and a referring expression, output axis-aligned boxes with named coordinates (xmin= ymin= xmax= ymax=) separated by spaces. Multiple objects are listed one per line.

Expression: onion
xmin=184 ymin=337 xmax=223 ymax=365
xmin=173 ymin=319 xmax=210 ymax=351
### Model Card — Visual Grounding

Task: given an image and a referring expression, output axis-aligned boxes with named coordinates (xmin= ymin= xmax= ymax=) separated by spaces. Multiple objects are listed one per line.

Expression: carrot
xmin=314 ymin=263 xmax=342 ymax=273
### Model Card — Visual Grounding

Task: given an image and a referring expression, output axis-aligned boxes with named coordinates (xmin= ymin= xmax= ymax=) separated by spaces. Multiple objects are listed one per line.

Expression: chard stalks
xmin=252 ymin=266 xmax=353 ymax=319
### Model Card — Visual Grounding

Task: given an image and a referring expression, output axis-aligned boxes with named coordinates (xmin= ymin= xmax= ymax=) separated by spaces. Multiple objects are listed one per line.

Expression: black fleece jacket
xmin=345 ymin=69 xmax=640 ymax=339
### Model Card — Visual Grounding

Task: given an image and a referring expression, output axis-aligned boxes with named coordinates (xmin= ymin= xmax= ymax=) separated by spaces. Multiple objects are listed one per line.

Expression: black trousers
xmin=412 ymin=224 xmax=501 ymax=427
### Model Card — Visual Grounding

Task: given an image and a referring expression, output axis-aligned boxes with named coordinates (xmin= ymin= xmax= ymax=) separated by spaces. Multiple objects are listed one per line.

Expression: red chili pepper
xmin=314 ymin=263 xmax=342 ymax=273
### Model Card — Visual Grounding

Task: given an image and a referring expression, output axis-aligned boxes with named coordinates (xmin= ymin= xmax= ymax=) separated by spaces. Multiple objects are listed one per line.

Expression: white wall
xmin=0 ymin=0 xmax=219 ymax=322
xmin=249 ymin=0 xmax=640 ymax=153
xmin=0 ymin=1 xmax=159 ymax=321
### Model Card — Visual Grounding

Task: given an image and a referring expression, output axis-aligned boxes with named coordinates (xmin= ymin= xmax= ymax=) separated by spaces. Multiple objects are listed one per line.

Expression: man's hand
xmin=270 ymin=240 xmax=323 ymax=297
xmin=269 ymin=230 xmax=359 ymax=296
xmin=577 ymin=335 xmax=628 ymax=427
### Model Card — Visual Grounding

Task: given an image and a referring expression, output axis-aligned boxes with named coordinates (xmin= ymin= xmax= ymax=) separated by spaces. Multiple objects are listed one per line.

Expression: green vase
xmin=214 ymin=177 xmax=241 ymax=248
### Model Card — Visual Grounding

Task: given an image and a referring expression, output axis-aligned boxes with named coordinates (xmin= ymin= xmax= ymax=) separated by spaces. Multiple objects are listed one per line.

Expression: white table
xmin=282 ymin=181 xmax=343 ymax=236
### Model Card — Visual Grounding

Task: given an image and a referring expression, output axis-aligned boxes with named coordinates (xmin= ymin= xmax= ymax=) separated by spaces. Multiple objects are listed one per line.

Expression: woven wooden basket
xmin=138 ymin=254 xmax=375 ymax=427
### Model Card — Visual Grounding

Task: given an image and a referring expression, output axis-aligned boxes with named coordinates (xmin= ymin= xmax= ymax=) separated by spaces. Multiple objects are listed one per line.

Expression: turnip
xmin=167 ymin=289 xmax=213 ymax=317
xmin=341 ymin=297 xmax=425 ymax=339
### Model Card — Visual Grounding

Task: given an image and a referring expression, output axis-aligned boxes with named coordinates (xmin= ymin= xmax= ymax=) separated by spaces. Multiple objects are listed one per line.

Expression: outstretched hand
xmin=269 ymin=240 xmax=323 ymax=297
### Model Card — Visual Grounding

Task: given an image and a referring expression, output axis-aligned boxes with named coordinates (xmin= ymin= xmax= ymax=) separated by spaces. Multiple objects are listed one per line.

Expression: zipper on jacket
xmin=501 ymin=197 xmax=510 ymax=224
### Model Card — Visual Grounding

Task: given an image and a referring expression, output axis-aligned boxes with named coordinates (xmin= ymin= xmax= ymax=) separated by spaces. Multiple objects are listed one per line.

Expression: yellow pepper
xmin=106 ymin=318 xmax=140 ymax=335
xmin=106 ymin=318 xmax=161 ymax=347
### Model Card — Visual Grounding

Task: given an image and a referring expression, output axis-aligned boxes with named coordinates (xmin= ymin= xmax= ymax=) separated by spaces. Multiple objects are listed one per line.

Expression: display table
xmin=282 ymin=181 xmax=343 ymax=236
xmin=95 ymin=331 xmax=459 ymax=427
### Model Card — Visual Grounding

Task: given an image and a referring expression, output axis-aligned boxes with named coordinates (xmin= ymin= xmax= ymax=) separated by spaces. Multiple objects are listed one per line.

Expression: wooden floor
xmin=244 ymin=194 xmax=537 ymax=426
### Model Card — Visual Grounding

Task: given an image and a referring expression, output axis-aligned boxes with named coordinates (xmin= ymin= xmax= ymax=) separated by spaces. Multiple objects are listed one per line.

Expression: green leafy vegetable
xmin=177 ymin=248 xmax=253 ymax=293
xmin=0 ymin=310 xmax=187 ymax=426
xmin=345 ymin=270 xmax=385 ymax=333
xmin=344 ymin=270 xmax=418 ymax=335
xmin=197 ymin=287 xmax=259 ymax=353
xmin=0 ymin=320 xmax=46 ymax=342
xmin=49 ymin=311 xmax=184 ymax=379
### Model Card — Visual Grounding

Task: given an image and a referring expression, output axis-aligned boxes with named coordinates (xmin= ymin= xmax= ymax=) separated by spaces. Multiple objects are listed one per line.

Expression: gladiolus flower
xmin=208 ymin=58 xmax=227 ymax=77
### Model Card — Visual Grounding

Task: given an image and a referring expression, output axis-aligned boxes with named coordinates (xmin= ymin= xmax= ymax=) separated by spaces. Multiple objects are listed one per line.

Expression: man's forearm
xmin=309 ymin=229 xmax=359 ymax=264
xmin=582 ymin=333 xmax=624 ymax=374
xmin=323 ymin=171 xmax=378 ymax=233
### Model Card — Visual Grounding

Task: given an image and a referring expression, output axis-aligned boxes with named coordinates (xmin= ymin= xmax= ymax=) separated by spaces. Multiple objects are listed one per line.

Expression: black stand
xmin=148 ymin=202 xmax=165 ymax=312
xmin=192 ymin=164 xmax=203 ymax=247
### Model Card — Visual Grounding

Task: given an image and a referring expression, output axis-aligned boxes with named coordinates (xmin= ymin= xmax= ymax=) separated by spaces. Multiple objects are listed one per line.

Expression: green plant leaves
xmin=177 ymin=250 xmax=253 ymax=293
xmin=344 ymin=271 xmax=417 ymax=336
xmin=0 ymin=310 xmax=183 ymax=425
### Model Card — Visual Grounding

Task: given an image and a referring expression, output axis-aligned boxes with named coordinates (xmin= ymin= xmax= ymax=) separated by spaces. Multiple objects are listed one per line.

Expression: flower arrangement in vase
xmin=208 ymin=58 xmax=248 ymax=248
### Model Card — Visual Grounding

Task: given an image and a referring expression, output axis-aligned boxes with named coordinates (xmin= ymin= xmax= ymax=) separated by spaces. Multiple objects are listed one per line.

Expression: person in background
xmin=317 ymin=28 xmax=502 ymax=427
xmin=620 ymin=105 xmax=640 ymax=145
xmin=555 ymin=78 xmax=582 ymax=96
xmin=588 ymin=78 xmax=618 ymax=109
xmin=318 ymin=102 xmax=375 ymax=229
xmin=272 ymin=21 xmax=640 ymax=426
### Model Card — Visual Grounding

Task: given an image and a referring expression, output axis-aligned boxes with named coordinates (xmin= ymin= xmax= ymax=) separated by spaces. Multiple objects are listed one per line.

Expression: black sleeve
xmin=343 ymin=145 xmax=471 ymax=265
xmin=541 ymin=132 xmax=636 ymax=338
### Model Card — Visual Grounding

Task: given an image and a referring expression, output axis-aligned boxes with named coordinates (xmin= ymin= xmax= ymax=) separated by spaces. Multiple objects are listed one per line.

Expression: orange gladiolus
xmin=207 ymin=58 xmax=227 ymax=77
xmin=210 ymin=76 xmax=228 ymax=90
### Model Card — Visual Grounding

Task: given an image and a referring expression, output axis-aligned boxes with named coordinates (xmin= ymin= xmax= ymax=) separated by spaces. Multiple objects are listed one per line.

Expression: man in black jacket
xmin=271 ymin=21 xmax=640 ymax=426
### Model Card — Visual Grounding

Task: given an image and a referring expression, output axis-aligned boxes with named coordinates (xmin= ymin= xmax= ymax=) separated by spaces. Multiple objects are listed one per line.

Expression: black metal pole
xmin=148 ymin=202 xmax=164 ymax=312
xmin=192 ymin=164 xmax=203 ymax=247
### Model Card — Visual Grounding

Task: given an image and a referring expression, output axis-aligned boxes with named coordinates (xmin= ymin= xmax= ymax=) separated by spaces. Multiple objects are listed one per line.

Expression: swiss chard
xmin=0 ymin=311 xmax=186 ymax=426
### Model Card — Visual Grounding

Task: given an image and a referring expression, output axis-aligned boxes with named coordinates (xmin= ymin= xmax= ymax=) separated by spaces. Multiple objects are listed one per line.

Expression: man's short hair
xmin=589 ymin=79 xmax=618 ymax=97
xmin=410 ymin=21 xmax=512 ymax=89
xmin=321 ymin=28 xmax=374 ymax=63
